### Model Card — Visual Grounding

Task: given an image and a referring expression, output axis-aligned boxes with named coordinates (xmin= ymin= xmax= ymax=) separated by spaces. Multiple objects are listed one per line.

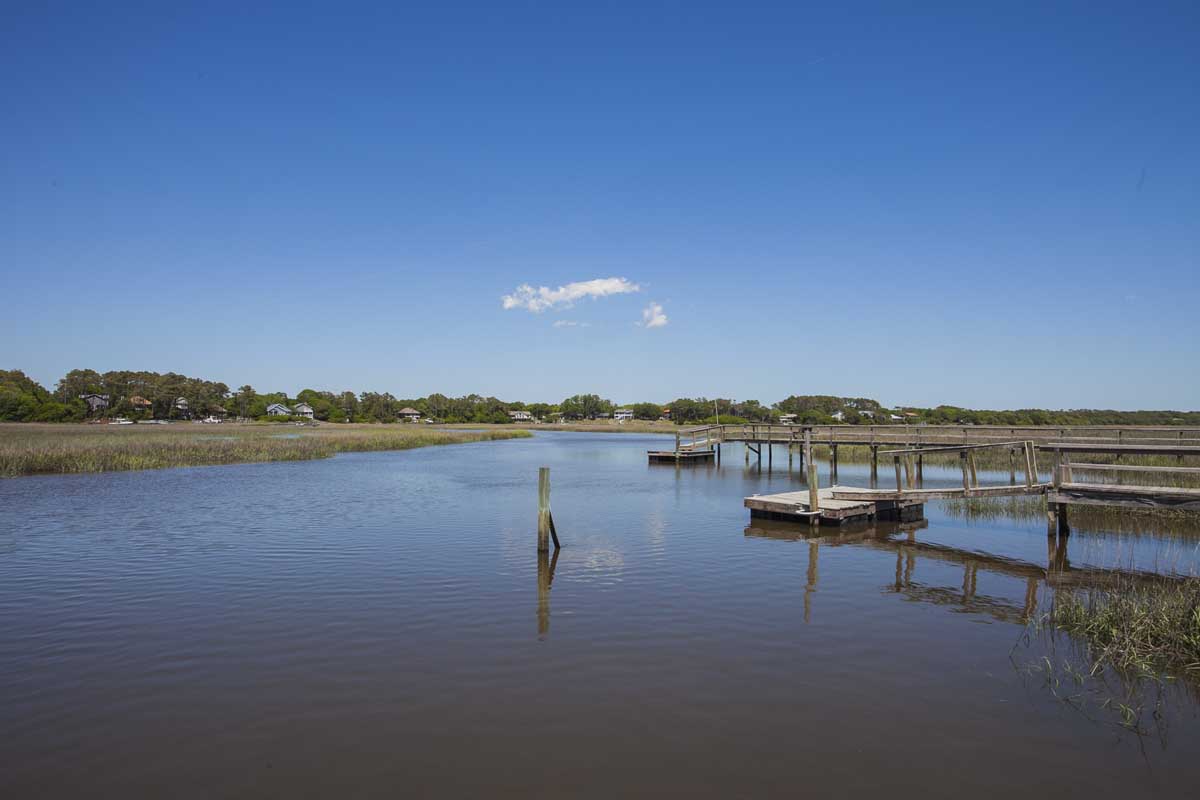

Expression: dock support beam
xmin=830 ymin=444 xmax=839 ymax=484
xmin=916 ymin=454 xmax=923 ymax=484
xmin=870 ymin=446 xmax=878 ymax=482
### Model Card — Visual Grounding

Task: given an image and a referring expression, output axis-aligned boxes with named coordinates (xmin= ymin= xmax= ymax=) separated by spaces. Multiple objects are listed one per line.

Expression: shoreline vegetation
xmin=3 ymin=369 xmax=1199 ymax=427
xmin=0 ymin=423 xmax=531 ymax=478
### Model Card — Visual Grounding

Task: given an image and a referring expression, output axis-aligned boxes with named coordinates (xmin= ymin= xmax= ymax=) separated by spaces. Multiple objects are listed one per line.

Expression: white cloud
xmin=639 ymin=302 xmax=668 ymax=329
xmin=552 ymin=320 xmax=591 ymax=328
xmin=502 ymin=277 xmax=640 ymax=313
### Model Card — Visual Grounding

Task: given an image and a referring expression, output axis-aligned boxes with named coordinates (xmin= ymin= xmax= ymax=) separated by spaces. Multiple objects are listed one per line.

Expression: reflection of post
xmin=1023 ymin=576 xmax=1039 ymax=619
xmin=962 ymin=562 xmax=977 ymax=601
xmin=894 ymin=550 xmax=903 ymax=590
xmin=537 ymin=547 xmax=559 ymax=637
xmin=804 ymin=540 xmax=819 ymax=624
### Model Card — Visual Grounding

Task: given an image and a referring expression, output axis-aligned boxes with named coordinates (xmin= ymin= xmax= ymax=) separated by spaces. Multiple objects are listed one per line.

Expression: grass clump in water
xmin=1050 ymin=577 xmax=1200 ymax=680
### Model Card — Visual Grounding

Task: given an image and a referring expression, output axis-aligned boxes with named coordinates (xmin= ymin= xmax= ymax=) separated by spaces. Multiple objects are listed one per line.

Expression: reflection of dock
xmin=744 ymin=520 xmax=1189 ymax=625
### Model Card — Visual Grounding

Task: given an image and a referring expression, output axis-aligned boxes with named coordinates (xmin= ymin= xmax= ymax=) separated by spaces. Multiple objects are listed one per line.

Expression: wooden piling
xmin=537 ymin=467 xmax=551 ymax=553
xmin=916 ymin=453 xmax=923 ymax=484
xmin=870 ymin=446 xmax=878 ymax=481
xmin=805 ymin=430 xmax=819 ymax=514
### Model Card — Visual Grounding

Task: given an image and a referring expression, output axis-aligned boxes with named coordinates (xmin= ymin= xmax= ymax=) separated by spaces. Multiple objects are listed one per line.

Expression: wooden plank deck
xmin=745 ymin=487 xmax=924 ymax=525
xmin=1050 ymin=482 xmax=1200 ymax=511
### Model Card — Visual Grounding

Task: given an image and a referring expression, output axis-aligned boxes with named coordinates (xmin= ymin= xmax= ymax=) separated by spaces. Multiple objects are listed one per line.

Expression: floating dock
xmin=648 ymin=448 xmax=714 ymax=464
xmin=745 ymin=487 xmax=924 ymax=525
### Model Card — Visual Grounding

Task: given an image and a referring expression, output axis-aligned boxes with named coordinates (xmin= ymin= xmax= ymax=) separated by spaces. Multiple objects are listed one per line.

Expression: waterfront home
xmin=174 ymin=397 xmax=190 ymax=418
xmin=129 ymin=395 xmax=152 ymax=412
xmin=79 ymin=393 xmax=110 ymax=413
xmin=293 ymin=403 xmax=315 ymax=420
xmin=398 ymin=407 xmax=421 ymax=422
xmin=614 ymin=408 xmax=634 ymax=422
xmin=831 ymin=410 xmax=845 ymax=422
xmin=267 ymin=403 xmax=293 ymax=416
xmin=661 ymin=407 xmax=671 ymax=420
xmin=779 ymin=413 xmax=797 ymax=425
xmin=508 ymin=410 xmax=533 ymax=422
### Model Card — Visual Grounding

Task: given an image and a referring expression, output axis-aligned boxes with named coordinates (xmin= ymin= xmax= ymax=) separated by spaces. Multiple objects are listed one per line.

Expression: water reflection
xmin=745 ymin=519 xmax=1188 ymax=626
xmin=537 ymin=547 xmax=560 ymax=638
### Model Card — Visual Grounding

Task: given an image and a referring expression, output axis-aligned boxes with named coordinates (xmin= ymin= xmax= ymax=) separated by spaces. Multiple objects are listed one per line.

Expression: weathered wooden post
xmin=870 ymin=446 xmax=878 ymax=482
xmin=960 ymin=450 xmax=971 ymax=493
xmin=538 ymin=467 xmax=551 ymax=552
xmin=805 ymin=429 xmax=819 ymax=516
xmin=916 ymin=453 xmax=923 ymax=484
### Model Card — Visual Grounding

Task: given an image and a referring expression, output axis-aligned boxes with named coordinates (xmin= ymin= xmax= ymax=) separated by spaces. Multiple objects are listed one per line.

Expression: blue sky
xmin=2 ymin=2 xmax=1197 ymax=409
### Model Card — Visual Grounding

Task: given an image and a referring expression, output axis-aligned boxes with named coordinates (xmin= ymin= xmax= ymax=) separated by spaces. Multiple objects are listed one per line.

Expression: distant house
xmin=661 ymin=408 xmax=671 ymax=420
xmin=293 ymin=403 xmax=315 ymax=420
xmin=267 ymin=403 xmax=292 ymax=416
xmin=889 ymin=413 xmax=904 ymax=422
xmin=614 ymin=408 xmax=634 ymax=422
xmin=831 ymin=410 xmax=845 ymax=422
xmin=779 ymin=413 xmax=797 ymax=425
xmin=129 ymin=395 xmax=152 ymax=412
xmin=508 ymin=410 xmax=533 ymax=422
xmin=860 ymin=409 xmax=875 ymax=419
xmin=79 ymin=393 xmax=110 ymax=414
xmin=398 ymin=407 xmax=421 ymax=422
xmin=209 ymin=405 xmax=228 ymax=418
xmin=174 ymin=397 xmax=190 ymax=418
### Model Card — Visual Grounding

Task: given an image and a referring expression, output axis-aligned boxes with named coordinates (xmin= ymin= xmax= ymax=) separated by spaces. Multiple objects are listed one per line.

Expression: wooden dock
xmin=647 ymin=448 xmax=714 ymax=464
xmin=745 ymin=487 xmax=924 ymax=525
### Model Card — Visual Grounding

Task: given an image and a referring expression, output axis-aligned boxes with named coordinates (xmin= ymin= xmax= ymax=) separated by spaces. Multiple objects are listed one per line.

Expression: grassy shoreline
xmin=0 ymin=423 xmax=532 ymax=478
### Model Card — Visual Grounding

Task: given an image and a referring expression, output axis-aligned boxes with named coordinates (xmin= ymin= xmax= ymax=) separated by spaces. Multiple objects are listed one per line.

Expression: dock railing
xmin=880 ymin=441 xmax=1037 ymax=496
xmin=676 ymin=424 xmax=1200 ymax=451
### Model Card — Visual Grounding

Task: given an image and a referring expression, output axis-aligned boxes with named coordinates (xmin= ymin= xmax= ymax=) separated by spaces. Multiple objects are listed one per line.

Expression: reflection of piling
xmin=537 ymin=548 xmax=559 ymax=637
xmin=804 ymin=540 xmax=819 ymax=623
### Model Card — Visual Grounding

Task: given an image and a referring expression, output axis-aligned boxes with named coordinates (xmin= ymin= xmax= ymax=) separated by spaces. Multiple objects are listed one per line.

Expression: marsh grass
xmin=0 ymin=423 xmax=532 ymax=477
xmin=1013 ymin=569 xmax=1200 ymax=739
xmin=1050 ymin=576 xmax=1200 ymax=679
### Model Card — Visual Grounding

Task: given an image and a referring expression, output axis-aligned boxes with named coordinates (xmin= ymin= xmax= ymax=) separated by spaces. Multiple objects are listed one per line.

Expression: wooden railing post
xmin=1023 ymin=441 xmax=1036 ymax=488
xmin=960 ymin=450 xmax=971 ymax=494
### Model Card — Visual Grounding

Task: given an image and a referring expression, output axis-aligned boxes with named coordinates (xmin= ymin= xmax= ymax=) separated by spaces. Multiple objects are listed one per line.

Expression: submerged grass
xmin=0 ymin=423 xmax=532 ymax=477
xmin=1050 ymin=577 xmax=1200 ymax=680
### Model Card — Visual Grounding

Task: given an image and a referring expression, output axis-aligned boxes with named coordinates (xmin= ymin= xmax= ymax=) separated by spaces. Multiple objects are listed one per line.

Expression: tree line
xmin=2 ymin=369 xmax=1198 ymax=426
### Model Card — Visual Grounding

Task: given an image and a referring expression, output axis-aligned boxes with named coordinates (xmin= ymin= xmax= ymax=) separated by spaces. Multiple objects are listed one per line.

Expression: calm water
xmin=3 ymin=431 xmax=1199 ymax=797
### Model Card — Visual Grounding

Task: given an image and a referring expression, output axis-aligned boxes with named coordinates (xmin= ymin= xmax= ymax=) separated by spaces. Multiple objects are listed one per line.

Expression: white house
xmin=508 ymin=410 xmax=533 ymax=422
xmin=779 ymin=413 xmax=797 ymax=425
xmin=398 ymin=407 xmax=422 ymax=422
xmin=831 ymin=410 xmax=845 ymax=422
xmin=293 ymin=403 xmax=315 ymax=420
xmin=267 ymin=403 xmax=292 ymax=416
xmin=614 ymin=408 xmax=634 ymax=422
